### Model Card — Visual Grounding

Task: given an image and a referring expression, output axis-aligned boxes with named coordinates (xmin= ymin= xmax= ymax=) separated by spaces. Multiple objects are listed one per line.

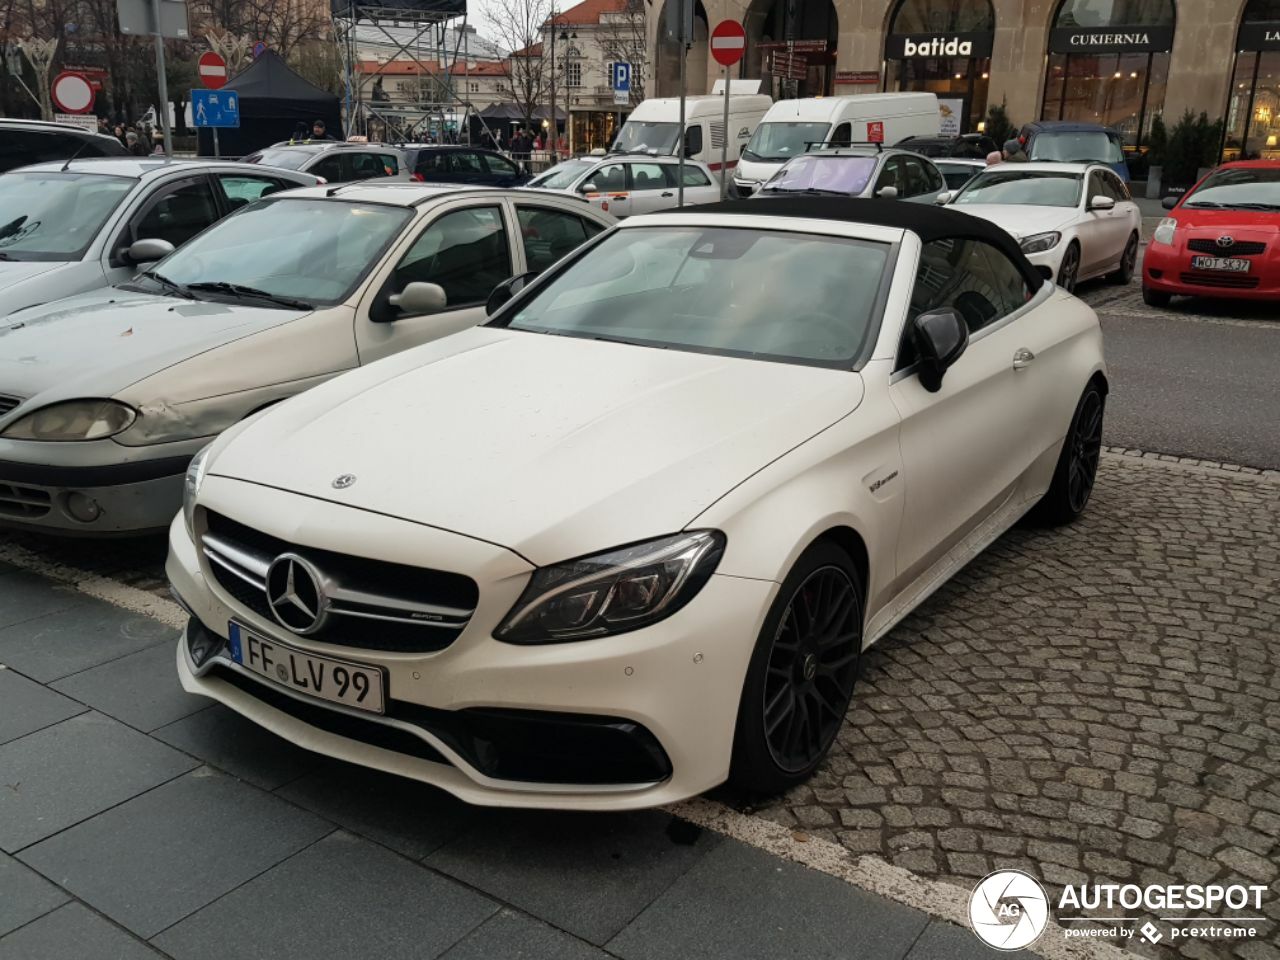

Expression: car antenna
xmin=60 ymin=140 xmax=90 ymax=172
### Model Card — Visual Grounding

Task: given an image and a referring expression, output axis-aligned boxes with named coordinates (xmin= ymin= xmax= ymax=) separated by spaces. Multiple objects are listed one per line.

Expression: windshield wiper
xmin=1184 ymin=201 xmax=1227 ymax=209
xmin=762 ymin=187 xmax=848 ymax=197
xmin=185 ymin=282 xmax=311 ymax=310
xmin=1220 ymin=202 xmax=1280 ymax=211
xmin=140 ymin=270 xmax=196 ymax=299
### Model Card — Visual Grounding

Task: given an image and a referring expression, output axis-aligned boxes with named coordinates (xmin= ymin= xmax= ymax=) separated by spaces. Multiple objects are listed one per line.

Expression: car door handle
xmin=1012 ymin=347 xmax=1036 ymax=370
xmin=661 ymin=191 xmax=673 ymax=197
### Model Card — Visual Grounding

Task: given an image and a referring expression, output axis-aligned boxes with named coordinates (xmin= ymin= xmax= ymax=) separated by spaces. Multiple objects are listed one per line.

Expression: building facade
xmin=648 ymin=0 xmax=1280 ymax=159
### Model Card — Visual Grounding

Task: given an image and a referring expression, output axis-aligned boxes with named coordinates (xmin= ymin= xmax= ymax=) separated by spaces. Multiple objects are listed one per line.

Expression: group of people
xmin=987 ymin=138 xmax=1030 ymax=165
xmin=97 ymin=117 xmax=165 ymax=155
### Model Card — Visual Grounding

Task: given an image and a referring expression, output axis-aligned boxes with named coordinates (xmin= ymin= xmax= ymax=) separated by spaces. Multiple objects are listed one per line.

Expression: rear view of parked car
xmin=243 ymin=142 xmax=407 ymax=183
xmin=401 ymin=145 xmax=529 ymax=187
xmin=1017 ymin=121 xmax=1129 ymax=182
xmin=0 ymin=118 xmax=128 ymax=174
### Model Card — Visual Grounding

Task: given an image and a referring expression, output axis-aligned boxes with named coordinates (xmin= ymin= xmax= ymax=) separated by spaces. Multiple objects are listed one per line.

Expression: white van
xmin=733 ymin=92 xmax=941 ymax=196
xmin=610 ymin=84 xmax=772 ymax=179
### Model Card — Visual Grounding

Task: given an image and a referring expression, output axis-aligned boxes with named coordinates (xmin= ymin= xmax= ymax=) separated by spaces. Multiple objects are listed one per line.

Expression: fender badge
xmin=331 ymin=474 xmax=357 ymax=489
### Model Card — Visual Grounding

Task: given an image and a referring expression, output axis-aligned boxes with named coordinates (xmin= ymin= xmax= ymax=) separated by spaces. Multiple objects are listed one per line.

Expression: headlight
xmin=0 ymin=399 xmax=136 ymax=441
xmin=495 ymin=530 xmax=725 ymax=644
xmin=1019 ymin=231 xmax=1062 ymax=255
xmin=1152 ymin=217 xmax=1177 ymax=246
xmin=183 ymin=443 xmax=213 ymax=540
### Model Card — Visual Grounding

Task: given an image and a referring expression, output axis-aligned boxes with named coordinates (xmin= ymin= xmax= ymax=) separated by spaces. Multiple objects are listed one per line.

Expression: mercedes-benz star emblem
xmin=332 ymin=474 xmax=357 ymax=489
xmin=1217 ymin=235 xmax=1235 ymax=248
xmin=265 ymin=553 xmax=329 ymax=634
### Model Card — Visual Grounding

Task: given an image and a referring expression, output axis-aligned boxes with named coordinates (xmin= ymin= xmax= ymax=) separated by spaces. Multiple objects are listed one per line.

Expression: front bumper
xmin=1143 ymin=242 xmax=1280 ymax=300
xmin=1021 ymin=244 xmax=1067 ymax=285
xmin=0 ymin=436 xmax=206 ymax=534
xmin=168 ymin=478 xmax=777 ymax=809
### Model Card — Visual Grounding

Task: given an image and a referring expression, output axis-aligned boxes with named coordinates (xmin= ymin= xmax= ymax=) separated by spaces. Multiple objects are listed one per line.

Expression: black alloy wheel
xmin=1058 ymin=243 xmax=1081 ymax=293
xmin=1111 ymin=233 xmax=1138 ymax=284
xmin=1066 ymin=388 xmax=1104 ymax=514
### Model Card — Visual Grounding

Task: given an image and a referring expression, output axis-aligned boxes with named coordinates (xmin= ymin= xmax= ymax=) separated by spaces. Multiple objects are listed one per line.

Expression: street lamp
xmin=549 ymin=17 xmax=577 ymax=156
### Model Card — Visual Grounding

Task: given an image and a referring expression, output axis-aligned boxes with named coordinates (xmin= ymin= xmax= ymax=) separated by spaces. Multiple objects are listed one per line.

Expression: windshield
xmin=610 ymin=121 xmax=679 ymax=155
xmin=498 ymin=226 xmax=890 ymax=367
xmin=743 ymin=122 xmax=832 ymax=163
xmin=762 ymin=155 xmax=878 ymax=196
xmin=150 ymin=198 xmax=411 ymax=305
xmin=1184 ymin=167 xmax=1280 ymax=210
xmin=936 ymin=162 xmax=982 ymax=191
xmin=954 ymin=170 xmax=1083 ymax=207
xmin=0 ymin=172 xmax=133 ymax=261
xmin=1028 ymin=131 xmax=1123 ymax=164
xmin=243 ymin=147 xmax=319 ymax=170
xmin=528 ymin=159 xmax=597 ymax=190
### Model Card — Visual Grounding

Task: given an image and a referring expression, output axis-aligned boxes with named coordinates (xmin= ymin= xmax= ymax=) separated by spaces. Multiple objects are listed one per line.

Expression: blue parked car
xmin=1016 ymin=121 xmax=1130 ymax=182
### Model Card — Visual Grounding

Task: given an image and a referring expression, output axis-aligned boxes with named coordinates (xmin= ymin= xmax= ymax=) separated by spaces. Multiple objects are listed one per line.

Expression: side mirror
xmin=876 ymin=185 xmax=899 ymax=199
xmin=486 ymin=271 xmax=538 ymax=316
xmin=1089 ymin=195 xmax=1116 ymax=211
xmin=126 ymin=237 xmax=175 ymax=265
xmin=580 ymin=181 xmax=598 ymax=193
xmin=387 ymin=281 xmax=447 ymax=318
xmin=934 ymin=190 xmax=953 ymax=205
xmin=911 ymin=308 xmax=968 ymax=393
xmin=1161 ymin=195 xmax=1178 ymax=210
xmin=683 ymin=140 xmax=697 ymax=158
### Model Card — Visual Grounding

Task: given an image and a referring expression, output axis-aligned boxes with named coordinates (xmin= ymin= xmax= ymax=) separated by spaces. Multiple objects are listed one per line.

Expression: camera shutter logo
xmin=969 ymin=870 xmax=1050 ymax=951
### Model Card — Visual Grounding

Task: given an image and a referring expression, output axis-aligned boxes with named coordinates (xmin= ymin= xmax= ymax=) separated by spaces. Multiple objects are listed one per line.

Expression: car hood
xmin=1172 ymin=207 xmax=1280 ymax=234
xmin=949 ymin=204 xmax=1078 ymax=240
xmin=0 ymin=289 xmax=311 ymax=404
xmin=211 ymin=326 xmax=864 ymax=564
xmin=0 ymin=259 xmax=74 ymax=290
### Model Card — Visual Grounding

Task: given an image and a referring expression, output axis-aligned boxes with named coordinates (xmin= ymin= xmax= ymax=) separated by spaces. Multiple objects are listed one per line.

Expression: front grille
xmin=1179 ymin=272 xmax=1260 ymax=290
xmin=1188 ymin=239 xmax=1266 ymax=256
xmin=201 ymin=510 xmax=478 ymax=653
xmin=0 ymin=482 xmax=51 ymax=519
xmin=0 ymin=394 xmax=23 ymax=418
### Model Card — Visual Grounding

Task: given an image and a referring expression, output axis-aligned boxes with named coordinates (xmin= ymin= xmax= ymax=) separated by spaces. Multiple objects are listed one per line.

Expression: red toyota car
xmin=1143 ymin=160 xmax=1280 ymax=305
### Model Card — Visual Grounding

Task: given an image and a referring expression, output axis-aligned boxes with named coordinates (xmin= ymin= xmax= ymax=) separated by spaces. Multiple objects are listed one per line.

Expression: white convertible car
xmin=170 ymin=198 xmax=1107 ymax=809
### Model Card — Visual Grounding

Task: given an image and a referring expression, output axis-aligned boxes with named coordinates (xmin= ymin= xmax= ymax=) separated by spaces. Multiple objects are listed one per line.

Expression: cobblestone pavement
xmin=745 ymin=454 xmax=1280 ymax=960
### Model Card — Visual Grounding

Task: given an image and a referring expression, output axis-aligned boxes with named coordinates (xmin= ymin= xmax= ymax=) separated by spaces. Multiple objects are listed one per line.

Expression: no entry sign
xmin=51 ymin=72 xmax=95 ymax=114
xmin=710 ymin=20 xmax=746 ymax=67
xmin=199 ymin=51 xmax=229 ymax=89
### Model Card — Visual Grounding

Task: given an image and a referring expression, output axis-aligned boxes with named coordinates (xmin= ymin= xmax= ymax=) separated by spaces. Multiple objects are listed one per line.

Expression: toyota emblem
xmin=1216 ymin=235 xmax=1235 ymax=248
xmin=265 ymin=553 xmax=329 ymax=634
xmin=332 ymin=474 xmax=357 ymax=489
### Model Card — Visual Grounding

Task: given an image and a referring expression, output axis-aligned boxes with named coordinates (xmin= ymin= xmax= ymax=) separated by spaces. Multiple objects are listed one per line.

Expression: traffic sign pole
xmin=152 ymin=0 xmax=172 ymax=154
xmin=710 ymin=20 xmax=747 ymax=198
xmin=721 ymin=63 xmax=730 ymax=198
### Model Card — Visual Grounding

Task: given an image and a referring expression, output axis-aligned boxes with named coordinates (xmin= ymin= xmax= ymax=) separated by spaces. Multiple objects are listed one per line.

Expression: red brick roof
xmin=551 ymin=0 xmax=629 ymax=26
xmin=356 ymin=59 xmax=509 ymax=77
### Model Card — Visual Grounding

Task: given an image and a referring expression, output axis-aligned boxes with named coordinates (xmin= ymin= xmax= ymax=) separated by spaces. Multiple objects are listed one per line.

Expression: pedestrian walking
xmin=151 ymin=131 xmax=166 ymax=155
xmin=311 ymin=119 xmax=335 ymax=140
xmin=125 ymin=130 xmax=148 ymax=156
xmin=1002 ymin=138 xmax=1028 ymax=162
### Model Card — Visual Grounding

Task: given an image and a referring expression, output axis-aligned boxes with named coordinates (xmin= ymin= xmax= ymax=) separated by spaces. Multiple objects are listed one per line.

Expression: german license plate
xmin=1191 ymin=256 xmax=1250 ymax=272
xmin=228 ymin=622 xmax=385 ymax=714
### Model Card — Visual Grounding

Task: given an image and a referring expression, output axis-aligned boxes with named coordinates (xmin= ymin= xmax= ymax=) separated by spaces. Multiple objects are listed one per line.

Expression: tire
xmin=1030 ymin=382 xmax=1106 ymax=526
xmin=1057 ymin=242 xmax=1081 ymax=293
xmin=728 ymin=541 xmax=863 ymax=795
xmin=1110 ymin=232 xmax=1139 ymax=284
xmin=1142 ymin=284 xmax=1171 ymax=308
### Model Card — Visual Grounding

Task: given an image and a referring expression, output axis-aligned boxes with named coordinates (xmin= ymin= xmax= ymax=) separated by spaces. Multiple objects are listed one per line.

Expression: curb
xmin=1101 ymin=446 xmax=1280 ymax=483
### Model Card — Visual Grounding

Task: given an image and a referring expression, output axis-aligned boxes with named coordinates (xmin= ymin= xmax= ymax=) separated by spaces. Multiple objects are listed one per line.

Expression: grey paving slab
xmin=0 ymin=711 xmax=195 ymax=853
xmin=905 ymin=919 xmax=1035 ymax=960
xmin=426 ymin=809 xmax=720 ymax=945
xmin=0 ymin=666 xmax=85 ymax=745
xmin=606 ymin=840 xmax=929 ymax=960
xmin=0 ymin=572 xmax=84 ymax=629
xmin=0 ymin=853 xmax=68 ymax=937
xmin=154 ymin=830 xmax=497 ymax=960
xmin=0 ymin=902 xmax=163 ymax=960
xmin=276 ymin=760 xmax=477 ymax=860
xmin=440 ymin=908 xmax=612 ymax=960
xmin=51 ymin=642 xmax=207 ymax=732
xmin=152 ymin=703 xmax=319 ymax=790
xmin=18 ymin=767 xmax=333 ymax=939
xmin=0 ymin=601 xmax=176 ymax=683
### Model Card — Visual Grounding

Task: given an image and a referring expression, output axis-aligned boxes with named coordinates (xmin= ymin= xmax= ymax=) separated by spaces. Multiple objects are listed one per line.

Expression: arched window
xmin=1223 ymin=0 xmax=1280 ymax=159
xmin=1041 ymin=0 xmax=1175 ymax=148
xmin=884 ymin=0 xmax=996 ymax=134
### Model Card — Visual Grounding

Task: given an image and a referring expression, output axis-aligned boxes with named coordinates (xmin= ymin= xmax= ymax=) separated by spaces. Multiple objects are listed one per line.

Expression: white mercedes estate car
xmin=940 ymin=162 xmax=1141 ymax=292
xmin=170 ymin=198 xmax=1107 ymax=809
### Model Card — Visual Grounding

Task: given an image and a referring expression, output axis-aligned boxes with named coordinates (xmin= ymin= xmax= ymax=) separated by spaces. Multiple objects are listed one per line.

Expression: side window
xmin=415 ymin=152 xmax=449 ymax=178
xmin=1105 ymin=172 xmax=1130 ymax=201
xmin=391 ymin=205 xmax=511 ymax=308
xmin=901 ymin=156 xmax=931 ymax=196
xmin=629 ymin=163 xmax=669 ymax=191
xmin=831 ymin=122 xmax=852 ymax=145
xmin=349 ymin=152 xmax=389 ymax=179
xmin=875 ymin=157 xmax=905 ymax=194
xmin=484 ymin=153 xmax=520 ymax=177
xmin=379 ymin=153 xmax=400 ymax=176
xmin=581 ymin=163 xmax=626 ymax=193
xmin=517 ymin=206 xmax=590 ymax=273
xmin=920 ymin=158 xmax=945 ymax=192
xmin=309 ymin=154 xmax=345 ymax=182
xmin=449 ymin=152 xmax=487 ymax=175
xmin=1087 ymin=171 xmax=1109 ymax=205
xmin=132 ymin=178 xmax=221 ymax=248
xmin=684 ymin=125 xmax=703 ymax=156
xmin=672 ymin=164 xmax=711 ymax=187
xmin=218 ymin=175 xmax=284 ymax=210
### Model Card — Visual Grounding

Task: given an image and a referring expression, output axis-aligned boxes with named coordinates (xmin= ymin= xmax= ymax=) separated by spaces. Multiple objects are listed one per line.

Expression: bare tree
xmin=596 ymin=0 xmax=646 ymax=104
xmin=483 ymin=0 xmax=553 ymax=124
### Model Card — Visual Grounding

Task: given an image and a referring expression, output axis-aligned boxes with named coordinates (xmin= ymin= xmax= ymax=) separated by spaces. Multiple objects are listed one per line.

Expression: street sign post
xmin=192 ymin=88 xmax=239 ymax=159
xmin=611 ymin=62 xmax=631 ymax=106
xmin=116 ymin=0 xmax=188 ymax=155
xmin=710 ymin=20 xmax=746 ymax=198
xmin=51 ymin=71 xmax=95 ymax=114
xmin=198 ymin=50 xmax=228 ymax=89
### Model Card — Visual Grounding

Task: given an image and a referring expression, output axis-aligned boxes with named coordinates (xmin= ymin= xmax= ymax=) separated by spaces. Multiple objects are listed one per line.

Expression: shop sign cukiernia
xmin=1049 ymin=25 xmax=1174 ymax=53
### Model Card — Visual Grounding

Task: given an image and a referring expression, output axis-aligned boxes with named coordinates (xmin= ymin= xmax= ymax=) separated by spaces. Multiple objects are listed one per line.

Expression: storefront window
xmin=1040 ymin=0 xmax=1175 ymax=148
xmin=1223 ymin=0 xmax=1280 ymax=160
xmin=884 ymin=0 xmax=995 ymax=134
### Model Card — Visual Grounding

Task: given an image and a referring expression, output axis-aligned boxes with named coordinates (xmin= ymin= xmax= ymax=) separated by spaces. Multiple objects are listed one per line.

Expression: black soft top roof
xmin=673 ymin=197 xmax=1043 ymax=291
